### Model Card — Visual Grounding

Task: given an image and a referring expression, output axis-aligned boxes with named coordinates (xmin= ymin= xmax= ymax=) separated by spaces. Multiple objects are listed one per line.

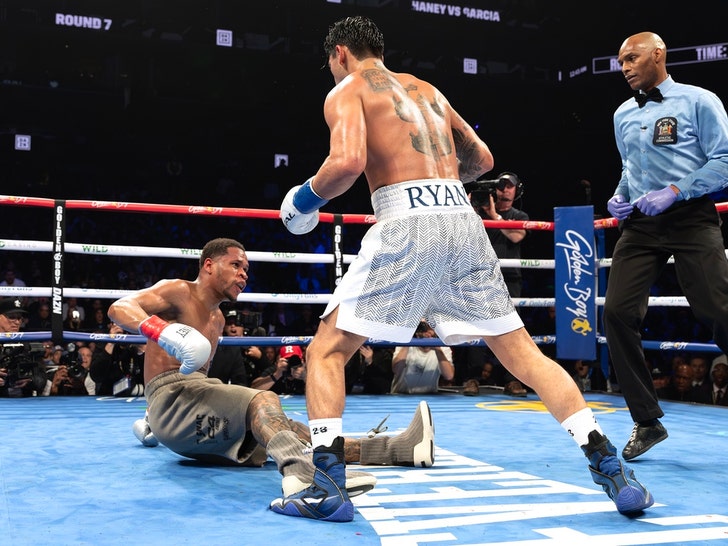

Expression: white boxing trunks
xmin=321 ymin=179 xmax=523 ymax=344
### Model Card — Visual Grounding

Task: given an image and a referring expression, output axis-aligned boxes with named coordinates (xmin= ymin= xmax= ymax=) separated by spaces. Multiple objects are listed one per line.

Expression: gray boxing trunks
xmin=145 ymin=370 xmax=268 ymax=466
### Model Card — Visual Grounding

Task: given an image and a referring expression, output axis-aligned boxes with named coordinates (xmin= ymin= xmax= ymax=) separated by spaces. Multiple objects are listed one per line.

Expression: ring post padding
xmin=554 ymin=205 xmax=597 ymax=360
xmin=51 ymin=200 xmax=66 ymax=344
xmin=331 ymin=214 xmax=345 ymax=291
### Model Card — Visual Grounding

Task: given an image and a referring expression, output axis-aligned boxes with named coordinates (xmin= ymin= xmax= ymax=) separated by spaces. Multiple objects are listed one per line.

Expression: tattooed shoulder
xmin=362 ymin=68 xmax=393 ymax=92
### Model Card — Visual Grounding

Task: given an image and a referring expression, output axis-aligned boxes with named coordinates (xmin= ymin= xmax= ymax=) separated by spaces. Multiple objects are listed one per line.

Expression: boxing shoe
xmin=282 ymin=470 xmax=376 ymax=498
xmin=581 ymin=430 xmax=653 ymax=514
xmin=132 ymin=411 xmax=159 ymax=447
xmin=360 ymin=400 xmax=435 ymax=467
xmin=622 ymin=420 xmax=668 ymax=461
xmin=270 ymin=437 xmax=353 ymax=522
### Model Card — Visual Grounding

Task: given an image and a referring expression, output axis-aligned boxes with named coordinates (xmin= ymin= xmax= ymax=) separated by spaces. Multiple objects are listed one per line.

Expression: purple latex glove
xmin=633 ymin=186 xmax=678 ymax=216
xmin=607 ymin=195 xmax=634 ymax=220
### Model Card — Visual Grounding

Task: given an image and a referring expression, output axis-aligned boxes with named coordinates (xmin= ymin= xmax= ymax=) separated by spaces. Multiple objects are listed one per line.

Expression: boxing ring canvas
xmin=2 ymin=391 xmax=727 ymax=546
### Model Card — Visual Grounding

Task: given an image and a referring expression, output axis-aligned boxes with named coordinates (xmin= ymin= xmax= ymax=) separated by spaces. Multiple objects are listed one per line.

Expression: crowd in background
xmin=2 ymin=257 xmax=727 ymax=407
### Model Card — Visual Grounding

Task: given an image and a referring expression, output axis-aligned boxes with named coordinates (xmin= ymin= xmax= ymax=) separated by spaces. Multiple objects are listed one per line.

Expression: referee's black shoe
xmin=622 ymin=421 xmax=668 ymax=461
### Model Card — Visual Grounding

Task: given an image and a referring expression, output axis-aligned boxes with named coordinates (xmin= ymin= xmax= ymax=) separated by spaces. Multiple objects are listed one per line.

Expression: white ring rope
xmin=13 ymin=238 xmax=728 ymax=271
xmin=0 ymin=238 xmax=556 ymax=269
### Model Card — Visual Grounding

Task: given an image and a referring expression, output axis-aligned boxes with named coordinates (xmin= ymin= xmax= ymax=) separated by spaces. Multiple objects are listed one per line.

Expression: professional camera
xmin=463 ymin=179 xmax=500 ymax=208
xmin=463 ymin=172 xmax=523 ymax=209
xmin=287 ymin=354 xmax=303 ymax=369
xmin=112 ymin=345 xmax=145 ymax=396
xmin=1 ymin=342 xmax=45 ymax=388
xmin=225 ymin=308 xmax=262 ymax=335
xmin=60 ymin=345 xmax=85 ymax=379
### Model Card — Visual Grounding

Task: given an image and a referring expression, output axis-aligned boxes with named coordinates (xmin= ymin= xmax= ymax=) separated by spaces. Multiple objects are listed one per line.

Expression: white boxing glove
xmin=132 ymin=410 xmax=159 ymax=447
xmin=139 ymin=315 xmax=211 ymax=374
xmin=280 ymin=178 xmax=329 ymax=235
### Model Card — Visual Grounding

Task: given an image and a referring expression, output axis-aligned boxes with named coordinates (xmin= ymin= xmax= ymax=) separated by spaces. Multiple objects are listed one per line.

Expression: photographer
xmin=461 ymin=173 xmax=530 ymax=396
xmin=209 ymin=308 xmax=269 ymax=386
xmin=49 ymin=345 xmax=94 ymax=396
xmin=251 ymin=345 xmax=306 ymax=395
xmin=391 ymin=320 xmax=454 ymax=394
xmin=90 ymin=322 xmax=146 ymax=396
xmin=0 ymin=298 xmax=50 ymax=397
xmin=466 ymin=172 xmax=528 ymax=294
xmin=208 ymin=309 xmax=251 ymax=386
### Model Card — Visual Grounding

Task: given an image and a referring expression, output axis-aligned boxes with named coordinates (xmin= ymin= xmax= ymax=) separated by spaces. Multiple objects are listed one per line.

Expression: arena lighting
xmin=14 ymin=135 xmax=31 ymax=151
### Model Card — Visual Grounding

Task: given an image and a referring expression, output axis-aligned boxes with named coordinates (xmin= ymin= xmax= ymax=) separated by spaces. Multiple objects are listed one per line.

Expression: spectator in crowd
xmin=571 ymin=360 xmax=593 ymax=393
xmin=0 ymin=298 xmax=45 ymax=397
xmin=208 ymin=309 xmax=252 ymax=386
xmin=251 ymin=345 xmax=307 ymax=395
xmin=90 ymin=322 xmax=146 ymax=396
xmin=26 ymin=301 xmax=52 ymax=332
xmin=656 ymin=362 xmax=702 ymax=403
xmin=242 ymin=326 xmax=270 ymax=383
xmin=650 ymin=366 xmax=670 ymax=391
xmin=709 ymin=356 xmax=728 ymax=406
xmin=345 ymin=345 xmax=394 ymax=394
xmin=62 ymin=297 xmax=86 ymax=327
xmin=289 ymin=304 xmax=320 ymax=337
xmin=391 ymin=321 xmax=454 ymax=394
xmin=688 ymin=353 xmax=710 ymax=387
xmin=88 ymin=307 xmax=108 ymax=333
xmin=262 ymin=346 xmax=278 ymax=369
xmin=0 ymin=267 xmax=26 ymax=289
xmin=688 ymin=353 xmax=712 ymax=401
xmin=263 ymin=303 xmax=295 ymax=336
xmin=50 ymin=345 xmax=94 ymax=396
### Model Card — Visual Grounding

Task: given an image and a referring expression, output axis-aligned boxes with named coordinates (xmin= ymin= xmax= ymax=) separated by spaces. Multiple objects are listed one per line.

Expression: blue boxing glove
xmin=280 ymin=178 xmax=329 ymax=235
xmin=607 ymin=194 xmax=634 ymax=220
xmin=633 ymin=186 xmax=678 ymax=216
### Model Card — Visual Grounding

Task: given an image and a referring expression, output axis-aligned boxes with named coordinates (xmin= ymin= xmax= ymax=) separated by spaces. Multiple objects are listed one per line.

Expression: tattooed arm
xmin=450 ymin=109 xmax=494 ymax=182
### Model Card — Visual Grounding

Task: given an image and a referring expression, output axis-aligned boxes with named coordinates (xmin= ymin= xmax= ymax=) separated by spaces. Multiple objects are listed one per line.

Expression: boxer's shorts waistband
xmin=371 ymin=179 xmax=473 ymax=222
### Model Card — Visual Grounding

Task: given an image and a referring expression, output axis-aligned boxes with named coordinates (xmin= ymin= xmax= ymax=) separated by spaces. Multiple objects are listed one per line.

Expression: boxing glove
xmin=132 ymin=411 xmax=159 ymax=447
xmin=606 ymin=194 xmax=634 ymax=220
xmin=139 ymin=315 xmax=211 ymax=374
xmin=280 ymin=178 xmax=329 ymax=235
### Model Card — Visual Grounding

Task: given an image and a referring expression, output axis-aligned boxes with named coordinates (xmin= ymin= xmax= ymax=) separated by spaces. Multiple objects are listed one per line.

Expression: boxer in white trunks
xmin=275 ymin=15 xmax=653 ymax=521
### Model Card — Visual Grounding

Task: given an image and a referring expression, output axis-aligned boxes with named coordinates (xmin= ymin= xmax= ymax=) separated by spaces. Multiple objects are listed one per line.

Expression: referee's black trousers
xmin=603 ymin=196 xmax=728 ymax=422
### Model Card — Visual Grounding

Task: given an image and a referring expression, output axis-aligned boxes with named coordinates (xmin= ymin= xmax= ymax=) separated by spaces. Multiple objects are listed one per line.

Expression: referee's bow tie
xmin=634 ymin=88 xmax=663 ymax=108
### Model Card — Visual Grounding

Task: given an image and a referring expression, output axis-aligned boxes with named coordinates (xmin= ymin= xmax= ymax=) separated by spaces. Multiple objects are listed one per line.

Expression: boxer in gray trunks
xmin=275 ymin=15 xmax=652 ymax=521
xmin=108 ymin=237 xmax=435 ymax=503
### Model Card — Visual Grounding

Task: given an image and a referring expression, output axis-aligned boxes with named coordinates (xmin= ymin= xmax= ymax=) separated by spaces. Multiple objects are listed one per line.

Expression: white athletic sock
xmin=560 ymin=407 xmax=603 ymax=447
xmin=308 ymin=418 xmax=342 ymax=449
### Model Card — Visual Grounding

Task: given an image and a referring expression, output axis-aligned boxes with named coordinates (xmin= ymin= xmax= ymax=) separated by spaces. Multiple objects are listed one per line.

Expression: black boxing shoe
xmin=622 ymin=421 xmax=668 ymax=461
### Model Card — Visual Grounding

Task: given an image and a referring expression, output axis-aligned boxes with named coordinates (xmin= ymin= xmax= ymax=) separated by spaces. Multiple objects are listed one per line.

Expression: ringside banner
xmin=554 ymin=206 xmax=596 ymax=360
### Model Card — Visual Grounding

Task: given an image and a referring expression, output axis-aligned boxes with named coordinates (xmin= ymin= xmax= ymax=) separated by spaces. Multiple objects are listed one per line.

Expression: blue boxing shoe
xmin=581 ymin=430 xmax=654 ymax=514
xmin=270 ymin=436 xmax=354 ymax=522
